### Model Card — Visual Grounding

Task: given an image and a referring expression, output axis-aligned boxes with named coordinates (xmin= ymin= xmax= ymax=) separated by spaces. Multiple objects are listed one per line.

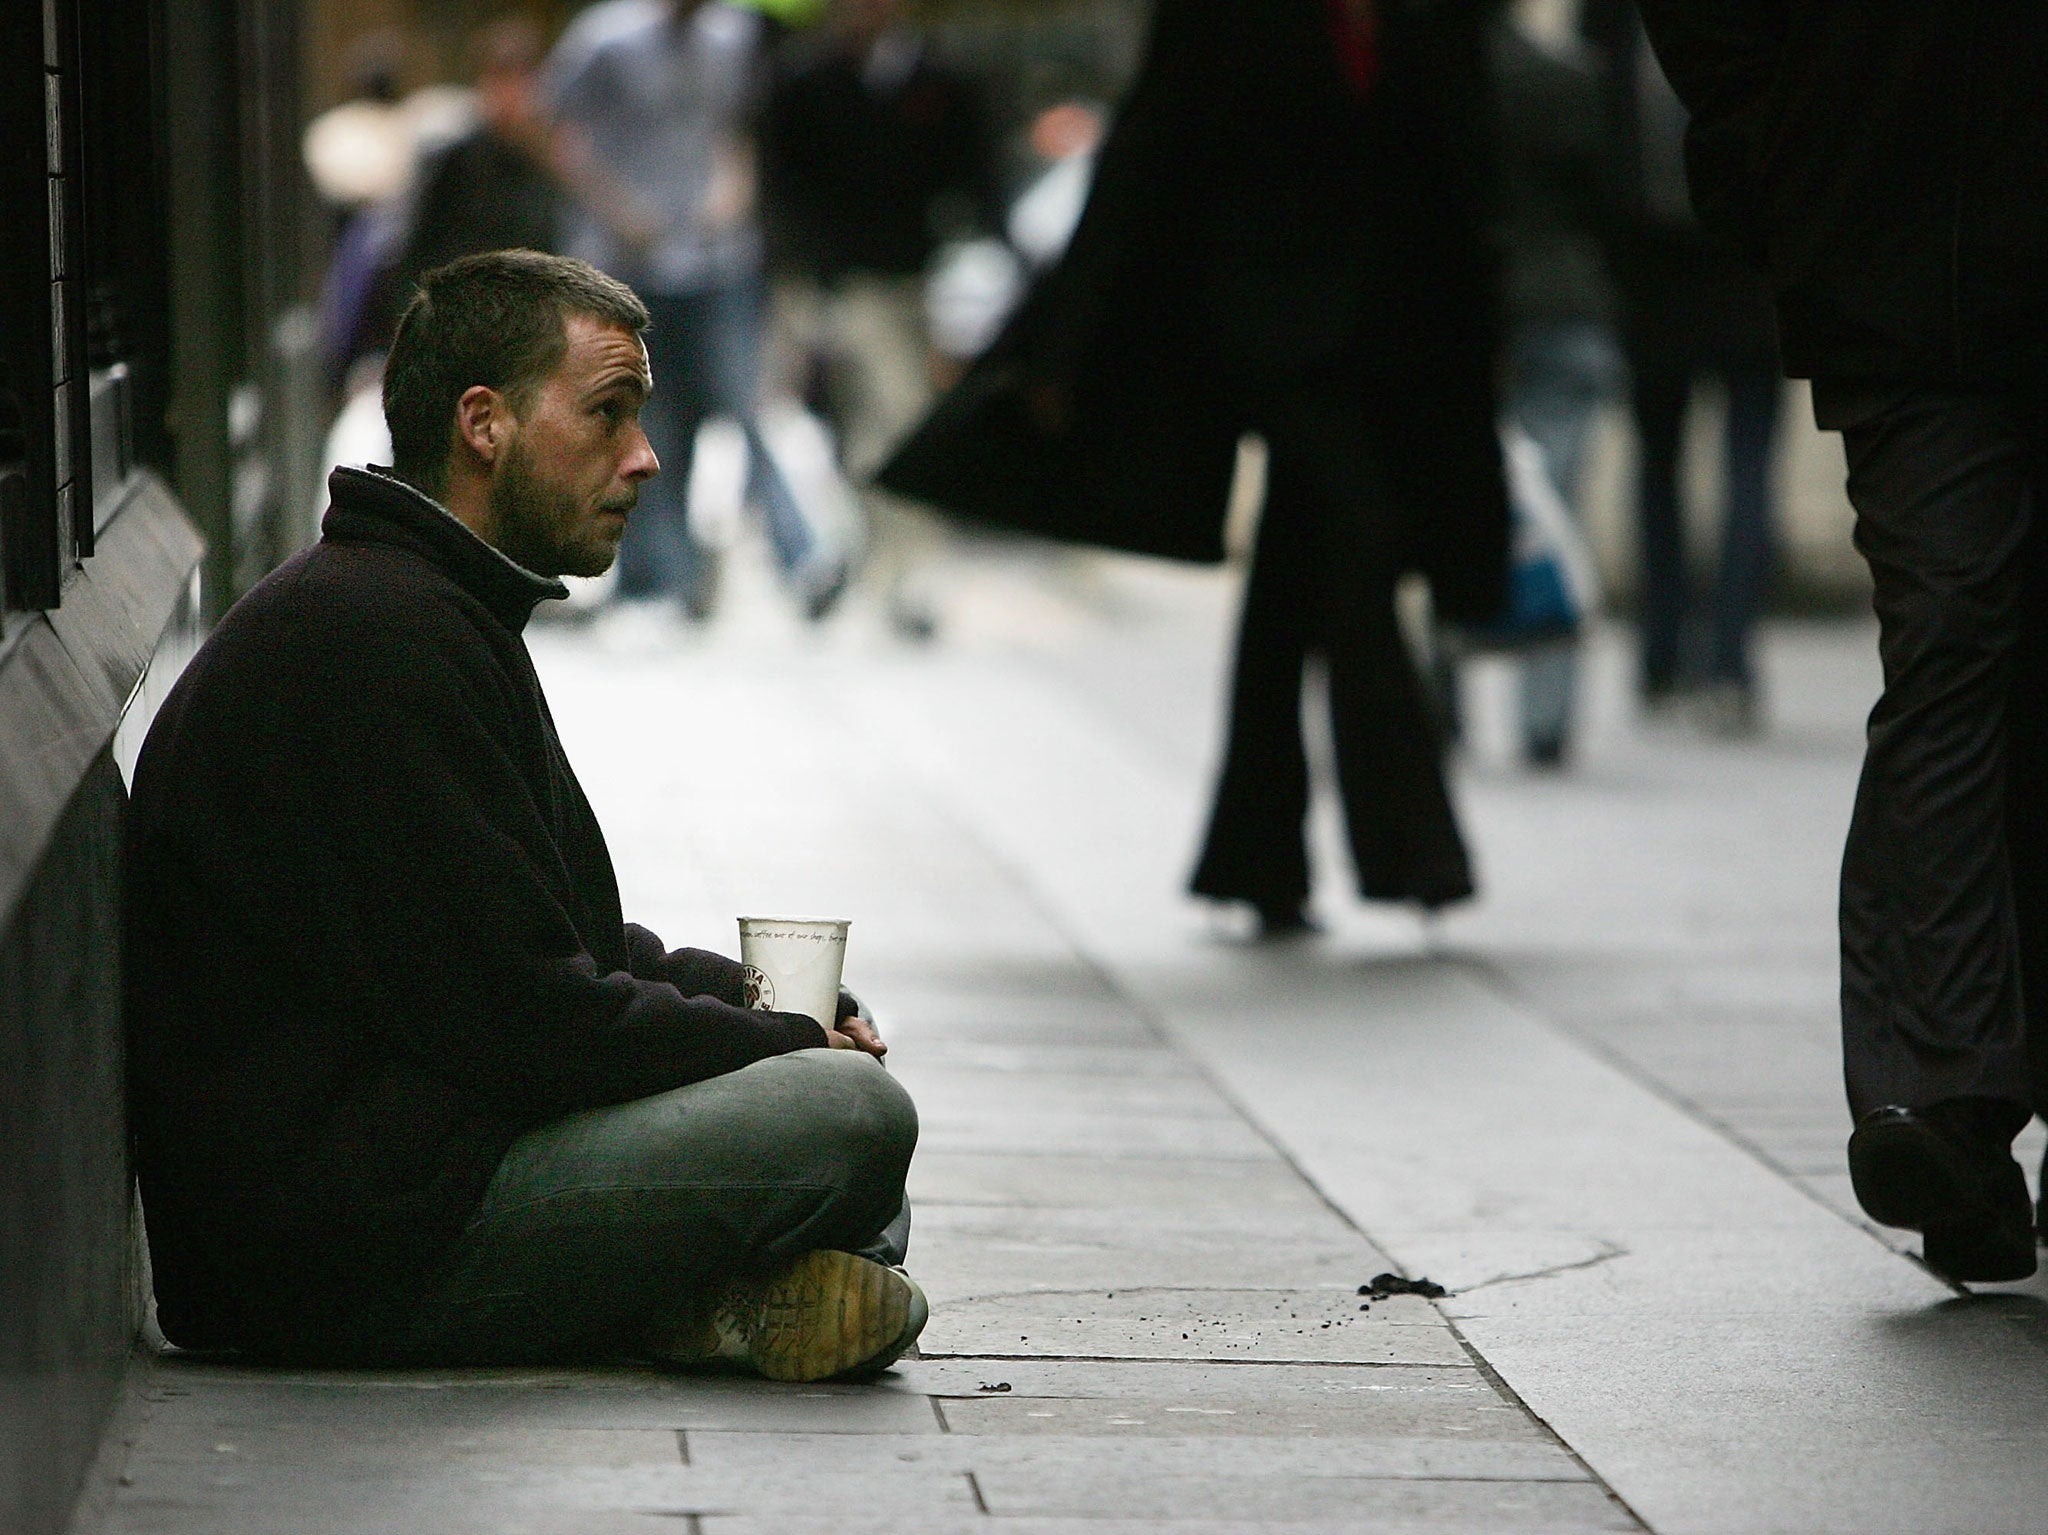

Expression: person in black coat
xmin=882 ymin=0 xmax=1508 ymax=933
xmin=1638 ymin=0 xmax=2048 ymax=1282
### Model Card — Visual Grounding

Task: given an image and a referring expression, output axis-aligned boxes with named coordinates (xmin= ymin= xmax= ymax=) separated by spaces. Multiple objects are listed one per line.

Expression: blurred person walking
xmin=545 ymin=0 xmax=846 ymax=622
xmin=323 ymin=17 xmax=572 ymax=488
xmin=1638 ymin=0 xmax=2048 ymax=1281
xmin=389 ymin=18 xmax=565 ymax=303
xmin=1586 ymin=0 xmax=1781 ymax=734
xmin=760 ymin=0 xmax=1003 ymax=638
xmin=882 ymin=0 xmax=1508 ymax=935
xmin=305 ymin=32 xmax=415 ymax=390
xmin=1454 ymin=0 xmax=1621 ymax=768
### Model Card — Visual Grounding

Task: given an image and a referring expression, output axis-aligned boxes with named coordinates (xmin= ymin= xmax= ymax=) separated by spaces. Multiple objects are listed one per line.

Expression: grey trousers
xmin=402 ymin=1049 xmax=917 ymax=1364
xmin=1820 ymin=383 xmax=2048 ymax=1122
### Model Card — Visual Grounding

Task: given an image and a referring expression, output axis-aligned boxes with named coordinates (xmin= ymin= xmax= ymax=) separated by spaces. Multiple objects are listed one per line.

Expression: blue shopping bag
xmin=1462 ymin=426 xmax=1601 ymax=649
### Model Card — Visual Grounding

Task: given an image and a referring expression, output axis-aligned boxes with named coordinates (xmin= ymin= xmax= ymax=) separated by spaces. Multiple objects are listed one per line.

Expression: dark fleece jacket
xmin=125 ymin=466 xmax=826 ymax=1360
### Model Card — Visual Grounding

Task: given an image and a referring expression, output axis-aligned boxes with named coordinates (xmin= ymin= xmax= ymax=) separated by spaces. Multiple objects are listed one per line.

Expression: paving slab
xmin=886 ymin=1064 xmax=1240 ymax=1120
xmin=108 ymin=1496 xmax=693 ymax=1535
xmin=875 ymin=1003 xmax=1167 ymax=1047
xmin=911 ymin=1101 xmax=1279 ymax=1160
xmin=894 ymin=1039 xmax=1206 ymax=1077
xmin=110 ymin=1440 xmax=976 ymax=1529
xmin=935 ymin=1377 xmax=1545 ymax=1440
xmin=684 ymin=1427 xmax=1587 ymax=1480
xmin=901 ymin=1353 xmax=1586 ymax=1496
xmin=905 ymin=1357 xmax=1495 ymax=1404
xmin=920 ymin=1288 xmax=1464 ymax=1364
xmin=905 ymin=1152 xmax=1333 ymax=1213
xmin=145 ymin=1362 xmax=942 ymax=1434
xmin=935 ymin=1393 xmax=1518 ymax=1438
xmin=968 ymin=1467 xmax=1634 ymax=1525
xmin=907 ymin=1203 xmax=1382 ymax=1300
xmin=698 ymin=1520 xmax=1633 ymax=1535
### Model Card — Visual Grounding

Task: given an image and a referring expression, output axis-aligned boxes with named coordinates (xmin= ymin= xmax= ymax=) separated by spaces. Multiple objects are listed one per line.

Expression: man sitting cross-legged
xmin=126 ymin=249 xmax=925 ymax=1376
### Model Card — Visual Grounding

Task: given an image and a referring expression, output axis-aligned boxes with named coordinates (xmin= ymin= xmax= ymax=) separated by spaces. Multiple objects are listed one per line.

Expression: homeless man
xmin=125 ymin=249 xmax=926 ymax=1376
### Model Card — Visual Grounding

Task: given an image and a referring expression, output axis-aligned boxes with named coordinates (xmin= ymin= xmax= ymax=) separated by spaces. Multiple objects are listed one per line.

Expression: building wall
xmin=0 ymin=754 xmax=136 ymax=1535
xmin=0 ymin=475 xmax=203 ymax=1535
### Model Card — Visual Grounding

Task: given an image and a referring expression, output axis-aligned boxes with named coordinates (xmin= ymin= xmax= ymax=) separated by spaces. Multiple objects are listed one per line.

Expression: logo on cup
xmin=742 ymin=964 xmax=775 ymax=1010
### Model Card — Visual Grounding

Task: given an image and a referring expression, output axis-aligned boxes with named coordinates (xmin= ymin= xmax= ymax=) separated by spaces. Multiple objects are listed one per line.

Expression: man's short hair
xmin=383 ymin=250 xmax=650 ymax=498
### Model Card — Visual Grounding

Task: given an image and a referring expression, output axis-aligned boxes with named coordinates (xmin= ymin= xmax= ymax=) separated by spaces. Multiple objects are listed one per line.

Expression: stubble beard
xmin=487 ymin=436 xmax=628 ymax=579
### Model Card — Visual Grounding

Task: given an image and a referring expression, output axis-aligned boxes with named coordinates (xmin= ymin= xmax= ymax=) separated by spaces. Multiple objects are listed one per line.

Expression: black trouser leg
xmin=1632 ymin=358 xmax=1692 ymax=692
xmin=1190 ymin=452 xmax=1470 ymax=909
xmin=1706 ymin=364 xmax=1783 ymax=687
xmin=2004 ymin=439 xmax=2048 ymax=1123
xmin=1302 ymin=476 xmax=1473 ymax=908
xmin=1830 ymin=388 xmax=2047 ymax=1119
xmin=1190 ymin=465 xmax=1314 ymax=909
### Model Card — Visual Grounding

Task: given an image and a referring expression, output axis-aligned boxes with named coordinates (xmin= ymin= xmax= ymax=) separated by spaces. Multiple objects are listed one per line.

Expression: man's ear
xmin=454 ymin=385 xmax=513 ymax=469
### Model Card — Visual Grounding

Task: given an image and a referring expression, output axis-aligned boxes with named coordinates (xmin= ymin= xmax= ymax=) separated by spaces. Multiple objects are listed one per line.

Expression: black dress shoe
xmin=1847 ymin=1101 xmax=2036 ymax=1283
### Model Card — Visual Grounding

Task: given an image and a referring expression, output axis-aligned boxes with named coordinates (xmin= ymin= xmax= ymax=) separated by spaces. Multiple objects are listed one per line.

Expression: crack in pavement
xmin=1446 ymin=1242 xmax=1630 ymax=1295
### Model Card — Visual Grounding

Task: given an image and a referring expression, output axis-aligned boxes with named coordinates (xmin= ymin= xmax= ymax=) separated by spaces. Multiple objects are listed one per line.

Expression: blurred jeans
xmin=1507 ymin=322 xmax=1624 ymax=753
xmin=774 ymin=273 xmax=953 ymax=633
xmin=614 ymin=279 xmax=822 ymax=613
xmin=1633 ymin=355 xmax=1782 ymax=692
xmin=402 ymin=1048 xmax=916 ymax=1364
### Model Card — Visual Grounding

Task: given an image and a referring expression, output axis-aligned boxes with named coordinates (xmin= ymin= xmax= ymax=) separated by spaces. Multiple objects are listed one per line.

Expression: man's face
xmin=486 ymin=314 xmax=657 ymax=579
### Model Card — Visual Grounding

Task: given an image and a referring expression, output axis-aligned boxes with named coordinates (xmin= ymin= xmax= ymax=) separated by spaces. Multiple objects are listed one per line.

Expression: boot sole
xmin=728 ymin=1250 xmax=928 ymax=1383
xmin=1923 ymin=1219 xmax=2038 ymax=1283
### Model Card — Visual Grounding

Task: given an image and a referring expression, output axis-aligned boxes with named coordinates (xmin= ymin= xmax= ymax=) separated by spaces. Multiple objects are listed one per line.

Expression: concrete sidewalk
xmin=87 ymin=551 xmax=2048 ymax=1535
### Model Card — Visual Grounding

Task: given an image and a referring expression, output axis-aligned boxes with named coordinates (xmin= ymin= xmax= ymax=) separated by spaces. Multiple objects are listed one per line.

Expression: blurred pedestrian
xmin=1587 ymin=0 xmax=1780 ymax=734
xmin=389 ymin=18 xmax=565 ymax=303
xmin=545 ymin=0 xmax=846 ymax=622
xmin=881 ymin=0 xmax=1509 ymax=935
xmin=319 ymin=19 xmax=574 ymax=491
xmin=760 ymin=0 xmax=1004 ymax=637
xmin=1454 ymin=0 xmax=1621 ymax=767
xmin=1638 ymin=0 xmax=2048 ymax=1282
xmin=305 ymin=32 xmax=415 ymax=390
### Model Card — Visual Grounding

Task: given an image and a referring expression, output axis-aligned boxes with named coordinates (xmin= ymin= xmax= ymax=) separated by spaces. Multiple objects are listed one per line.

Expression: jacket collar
xmin=321 ymin=466 xmax=567 ymax=633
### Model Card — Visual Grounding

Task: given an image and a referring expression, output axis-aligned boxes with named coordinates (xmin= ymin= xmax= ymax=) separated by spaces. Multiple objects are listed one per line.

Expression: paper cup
xmin=738 ymin=917 xmax=849 ymax=1031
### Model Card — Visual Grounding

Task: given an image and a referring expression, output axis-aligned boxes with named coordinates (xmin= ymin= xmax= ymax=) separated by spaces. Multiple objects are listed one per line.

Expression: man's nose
xmin=622 ymin=424 xmax=659 ymax=483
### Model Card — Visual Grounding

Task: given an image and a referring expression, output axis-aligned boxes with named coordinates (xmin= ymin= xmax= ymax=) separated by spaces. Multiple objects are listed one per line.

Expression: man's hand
xmin=826 ymin=988 xmax=887 ymax=1058
xmin=827 ymin=1015 xmax=886 ymax=1057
